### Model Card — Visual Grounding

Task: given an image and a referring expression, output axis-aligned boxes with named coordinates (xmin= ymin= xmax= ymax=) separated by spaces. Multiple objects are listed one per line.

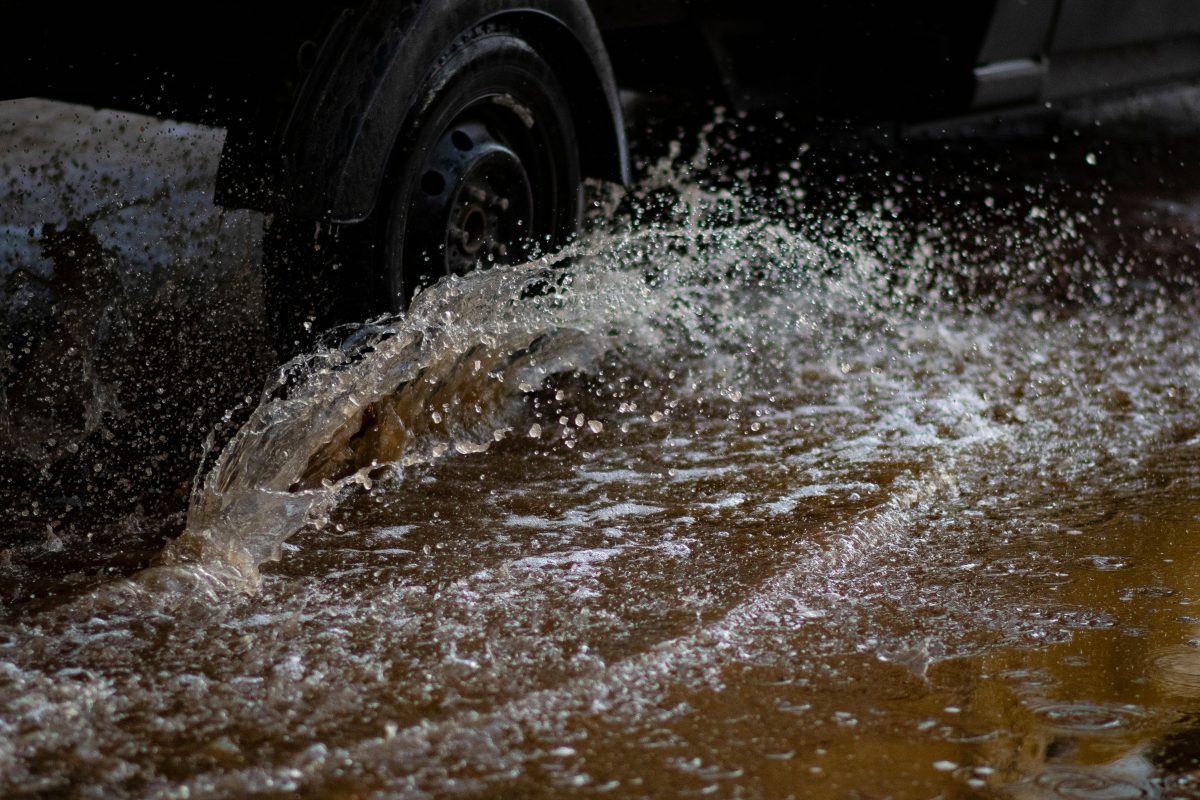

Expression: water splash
xmin=82 ymin=133 xmax=1167 ymax=607
xmin=6 ymin=99 xmax=1200 ymax=798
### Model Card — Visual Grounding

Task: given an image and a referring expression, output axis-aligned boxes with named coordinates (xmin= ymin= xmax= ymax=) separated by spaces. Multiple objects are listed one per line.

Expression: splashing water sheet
xmin=4 ymin=93 xmax=1200 ymax=799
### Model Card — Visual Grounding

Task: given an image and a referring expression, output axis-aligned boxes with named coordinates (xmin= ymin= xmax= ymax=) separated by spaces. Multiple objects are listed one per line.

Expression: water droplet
xmin=1085 ymin=152 xmax=1097 ymax=165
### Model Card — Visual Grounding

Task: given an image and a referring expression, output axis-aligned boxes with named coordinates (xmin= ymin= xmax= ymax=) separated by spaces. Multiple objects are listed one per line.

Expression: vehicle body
xmin=5 ymin=0 xmax=1200 ymax=338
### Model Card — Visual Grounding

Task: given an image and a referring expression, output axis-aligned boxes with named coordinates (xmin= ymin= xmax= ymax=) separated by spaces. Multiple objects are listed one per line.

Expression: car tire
xmin=263 ymin=22 xmax=582 ymax=356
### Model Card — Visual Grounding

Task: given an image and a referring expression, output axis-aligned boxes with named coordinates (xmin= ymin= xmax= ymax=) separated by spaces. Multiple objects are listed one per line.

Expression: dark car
xmin=5 ymin=0 xmax=1200 ymax=343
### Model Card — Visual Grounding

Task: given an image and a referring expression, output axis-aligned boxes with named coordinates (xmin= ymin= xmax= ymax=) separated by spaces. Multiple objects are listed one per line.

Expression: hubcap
xmin=408 ymin=118 xmax=535 ymax=278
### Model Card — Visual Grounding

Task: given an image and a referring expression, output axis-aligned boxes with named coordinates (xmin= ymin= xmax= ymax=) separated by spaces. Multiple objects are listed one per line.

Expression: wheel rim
xmin=405 ymin=108 xmax=542 ymax=282
xmin=381 ymin=34 xmax=582 ymax=310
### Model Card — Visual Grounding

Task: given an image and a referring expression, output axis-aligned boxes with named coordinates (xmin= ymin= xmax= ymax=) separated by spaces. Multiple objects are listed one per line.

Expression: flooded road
xmin=3 ymin=91 xmax=1200 ymax=798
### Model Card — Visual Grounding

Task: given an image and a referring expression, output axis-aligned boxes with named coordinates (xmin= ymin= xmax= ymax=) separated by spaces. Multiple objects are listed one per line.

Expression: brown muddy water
xmin=2 ymin=93 xmax=1200 ymax=799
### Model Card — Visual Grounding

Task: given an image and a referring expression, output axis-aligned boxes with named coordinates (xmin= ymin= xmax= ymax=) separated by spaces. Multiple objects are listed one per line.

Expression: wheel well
xmin=486 ymin=10 xmax=628 ymax=188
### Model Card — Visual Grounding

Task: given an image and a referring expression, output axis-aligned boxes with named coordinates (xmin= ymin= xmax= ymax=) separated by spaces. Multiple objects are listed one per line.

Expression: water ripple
xmin=1152 ymin=646 xmax=1200 ymax=695
xmin=1031 ymin=767 xmax=1148 ymax=799
xmin=1030 ymin=702 xmax=1146 ymax=733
